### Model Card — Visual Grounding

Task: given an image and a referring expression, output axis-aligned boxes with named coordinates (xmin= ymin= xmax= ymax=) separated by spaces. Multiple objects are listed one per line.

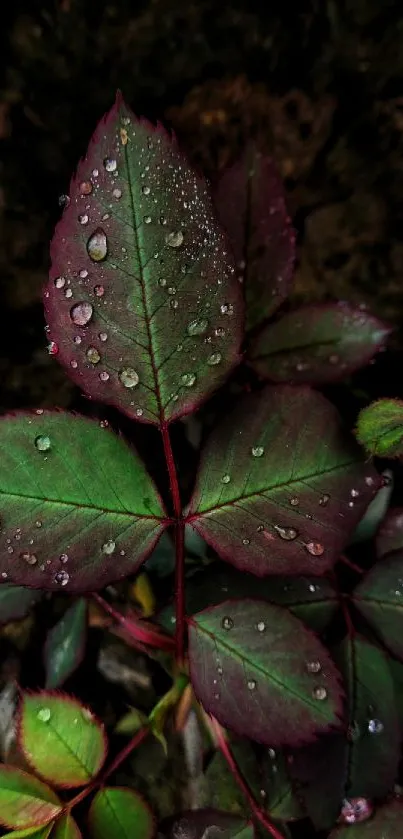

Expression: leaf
xmin=214 ymin=146 xmax=295 ymax=331
xmin=45 ymin=94 xmax=243 ymax=426
xmin=350 ymin=470 xmax=393 ymax=545
xmin=44 ymin=599 xmax=87 ymax=688
xmin=3 ymin=826 xmax=54 ymax=838
xmin=187 ymin=386 xmax=379 ymax=576
xmin=0 ymin=586 xmax=42 ymax=625
xmin=353 ymin=553 xmax=403 ymax=659
xmin=88 ymin=787 xmax=154 ymax=839
xmin=0 ymin=412 xmax=166 ymax=592
xmin=288 ymin=733 xmax=347 ymax=831
xmin=376 ymin=507 xmax=403 ymax=558
xmin=0 ymin=766 xmax=61 ymax=829
xmin=51 ymin=815 xmax=82 ymax=838
xmin=188 ymin=599 xmax=344 ymax=747
xmin=18 ymin=692 xmax=107 ymax=788
xmin=328 ymin=799 xmax=403 ymax=837
xmin=356 ymin=399 xmax=403 ymax=458
xmin=333 ymin=634 xmax=400 ymax=799
xmin=248 ymin=304 xmax=390 ymax=385
xmin=162 ymin=810 xmax=252 ymax=839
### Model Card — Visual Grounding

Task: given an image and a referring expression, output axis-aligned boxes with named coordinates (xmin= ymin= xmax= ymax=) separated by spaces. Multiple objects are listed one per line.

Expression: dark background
xmin=1 ymin=0 xmax=403 ymax=414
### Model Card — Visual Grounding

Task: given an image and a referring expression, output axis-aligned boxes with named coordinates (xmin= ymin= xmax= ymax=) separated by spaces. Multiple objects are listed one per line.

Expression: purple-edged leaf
xmin=329 ymin=799 xmax=403 ymax=837
xmin=350 ymin=470 xmax=393 ymax=545
xmin=188 ymin=599 xmax=344 ymax=747
xmin=51 ymin=814 xmax=82 ymax=838
xmin=0 ymin=412 xmax=166 ymax=592
xmin=333 ymin=634 xmax=400 ymax=800
xmin=45 ymin=95 xmax=243 ymax=426
xmin=162 ymin=810 xmax=252 ymax=839
xmin=187 ymin=386 xmax=379 ymax=577
xmin=44 ymin=599 xmax=87 ymax=688
xmin=353 ymin=553 xmax=403 ymax=659
xmin=0 ymin=766 xmax=61 ymax=829
xmin=214 ymin=146 xmax=295 ymax=331
xmin=288 ymin=733 xmax=347 ymax=831
xmin=0 ymin=586 xmax=42 ymax=625
xmin=376 ymin=507 xmax=403 ymax=558
xmin=18 ymin=692 xmax=107 ymax=788
xmin=248 ymin=304 xmax=390 ymax=385
xmin=88 ymin=787 xmax=154 ymax=839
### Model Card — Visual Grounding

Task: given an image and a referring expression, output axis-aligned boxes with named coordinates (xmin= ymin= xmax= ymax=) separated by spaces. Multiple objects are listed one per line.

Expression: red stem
xmin=92 ymin=593 xmax=175 ymax=652
xmin=339 ymin=555 xmax=364 ymax=575
xmin=210 ymin=717 xmax=285 ymax=839
xmin=160 ymin=421 xmax=186 ymax=665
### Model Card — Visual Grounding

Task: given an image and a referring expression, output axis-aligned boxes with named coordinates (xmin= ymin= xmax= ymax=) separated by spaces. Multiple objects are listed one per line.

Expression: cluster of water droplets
xmin=339 ymin=797 xmax=373 ymax=825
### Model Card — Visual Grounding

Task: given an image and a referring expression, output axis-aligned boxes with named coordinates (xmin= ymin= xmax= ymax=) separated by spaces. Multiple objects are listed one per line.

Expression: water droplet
xmin=79 ymin=181 xmax=92 ymax=195
xmin=65 ymin=288 xmax=73 ymax=299
xmin=37 ymin=708 xmax=51 ymax=722
xmin=21 ymin=552 xmax=37 ymax=566
xmin=94 ymin=285 xmax=105 ymax=297
xmin=158 ymin=277 xmax=167 ymax=288
xmin=70 ymin=360 xmax=78 ymax=369
xmin=167 ymin=286 xmax=176 ymax=295
xmin=104 ymin=157 xmax=117 ymax=172
xmin=79 ymin=269 xmax=89 ymax=279
xmin=312 ymin=686 xmax=327 ymax=700
xmin=102 ymin=539 xmax=116 ymax=555
xmin=99 ymin=371 xmax=110 ymax=382
xmin=247 ymin=679 xmax=257 ymax=691
xmin=251 ymin=446 xmax=264 ymax=458
xmin=181 ymin=372 xmax=196 ymax=387
xmin=35 ymin=520 xmax=42 ymax=528
xmin=120 ymin=128 xmax=128 ymax=145
xmin=142 ymin=185 xmax=150 ymax=195
xmin=119 ymin=368 xmax=139 ymax=388
xmin=99 ymin=332 xmax=108 ymax=342
xmin=35 ymin=435 xmax=51 ymax=452
xmin=78 ymin=213 xmax=89 ymax=225
xmin=54 ymin=570 xmax=69 ymax=586
xmin=351 ymin=488 xmax=359 ymax=498
xmin=306 ymin=660 xmax=322 ymax=674
xmin=308 ymin=583 xmax=317 ymax=593
xmin=135 ymin=408 xmax=143 ymax=417
xmin=144 ymin=215 xmax=152 ymax=224
xmin=165 ymin=230 xmax=184 ymax=248
xmin=368 ymin=718 xmax=384 ymax=735
xmin=87 ymin=228 xmax=108 ymax=262
xmin=187 ymin=319 xmax=208 ymax=336
xmin=221 ymin=616 xmax=234 ymax=630
xmin=70 ymin=301 xmax=93 ymax=327
xmin=221 ymin=474 xmax=231 ymax=484
xmin=86 ymin=347 xmax=101 ymax=365
xmin=60 ymin=553 xmax=69 ymax=564
xmin=256 ymin=621 xmax=266 ymax=632
xmin=340 ymin=798 xmax=373 ymax=825
xmin=92 ymin=168 xmax=99 ymax=178
xmin=113 ymin=188 xmax=122 ymax=199
xmin=289 ymin=497 xmax=299 ymax=506
xmin=170 ymin=299 xmax=179 ymax=310
xmin=59 ymin=194 xmax=70 ymax=207
xmin=242 ymin=538 xmax=250 ymax=545
xmin=365 ymin=476 xmax=374 ymax=486
xmin=74 ymin=336 xmax=82 ymax=345
xmin=305 ymin=542 xmax=325 ymax=556
xmin=48 ymin=341 xmax=59 ymax=356
xmin=274 ymin=525 xmax=298 ymax=541
xmin=319 ymin=494 xmax=330 ymax=506
xmin=54 ymin=276 xmax=65 ymax=289
xmin=207 ymin=352 xmax=222 ymax=366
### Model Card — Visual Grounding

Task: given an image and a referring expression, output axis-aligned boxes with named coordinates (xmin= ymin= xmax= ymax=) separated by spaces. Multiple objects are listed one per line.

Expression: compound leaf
xmin=187 ymin=386 xmax=379 ymax=576
xmin=188 ymin=599 xmax=344 ymax=747
xmin=356 ymin=399 xmax=403 ymax=458
xmin=0 ymin=766 xmax=61 ymax=829
xmin=0 ymin=412 xmax=166 ymax=592
xmin=328 ymin=799 xmax=403 ymax=837
xmin=214 ymin=146 xmax=295 ymax=331
xmin=248 ymin=304 xmax=390 ymax=385
xmin=353 ymin=553 xmax=403 ymax=659
xmin=0 ymin=586 xmax=42 ymax=625
xmin=45 ymin=94 xmax=243 ymax=426
xmin=18 ymin=692 xmax=106 ymax=788
xmin=44 ymin=598 xmax=87 ymax=688
xmin=51 ymin=814 xmax=82 ymax=838
xmin=88 ymin=787 xmax=154 ymax=839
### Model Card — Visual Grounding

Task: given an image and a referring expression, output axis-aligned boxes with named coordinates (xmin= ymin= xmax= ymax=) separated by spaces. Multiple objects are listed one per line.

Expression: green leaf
xmin=353 ymin=553 xmax=403 ymax=659
xmin=188 ymin=386 xmax=379 ymax=576
xmin=248 ymin=304 xmax=390 ymax=385
xmin=356 ymin=399 xmax=403 ymax=457
xmin=0 ymin=586 xmax=42 ymax=625
xmin=376 ymin=507 xmax=403 ymax=558
xmin=88 ymin=787 xmax=154 ymax=839
xmin=288 ymin=733 xmax=347 ymax=830
xmin=44 ymin=598 xmax=87 ymax=688
xmin=188 ymin=599 xmax=344 ymax=747
xmin=18 ymin=692 xmax=107 ymax=788
xmin=0 ymin=412 xmax=166 ymax=592
xmin=0 ymin=766 xmax=61 ymax=829
xmin=3 ymin=826 xmax=54 ymax=838
xmin=350 ymin=470 xmax=393 ymax=544
xmin=329 ymin=799 xmax=403 ymax=837
xmin=51 ymin=814 xmax=82 ymax=838
xmin=45 ymin=95 xmax=243 ymax=426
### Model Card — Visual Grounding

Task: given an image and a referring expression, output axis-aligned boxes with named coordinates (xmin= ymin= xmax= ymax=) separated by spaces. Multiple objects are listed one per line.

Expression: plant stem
xmin=92 ymin=593 xmax=175 ymax=652
xmin=209 ymin=717 xmax=286 ymax=839
xmin=339 ymin=554 xmax=364 ymax=575
xmin=160 ymin=421 xmax=186 ymax=665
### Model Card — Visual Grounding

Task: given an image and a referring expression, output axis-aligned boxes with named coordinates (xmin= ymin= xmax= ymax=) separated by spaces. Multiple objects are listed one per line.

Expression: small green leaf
xmin=51 ymin=814 xmax=82 ymax=838
xmin=350 ymin=470 xmax=393 ymax=544
xmin=19 ymin=692 xmax=107 ymax=788
xmin=353 ymin=553 xmax=403 ymax=659
xmin=188 ymin=599 xmax=344 ymax=747
xmin=0 ymin=586 xmax=43 ymax=625
xmin=115 ymin=707 xmax=147 ymax=736
xmin=3 ymin=826 xmax=54 ymax=838
xmin=0 ymin=766 xmax=61 ymax=829
xmin=44 ymin=599 xmax=87 ymax=688
xmin=356 ymin=399 xmax=403 ymax=457
xmin=88 ymin=787 xmax=154 ymax=839
xmin=329 ymin=799 xmax=403 ymax=837
xmin=376 ymin=507 xmax=403 ymax=558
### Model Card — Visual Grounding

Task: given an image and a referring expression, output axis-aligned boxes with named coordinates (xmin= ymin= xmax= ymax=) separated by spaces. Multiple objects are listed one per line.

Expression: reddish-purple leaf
xmin=45 ymin=94 xmax=243 ymax=426
xmin=187 ymin=386 xmax=379 ymax=576
xmin=188 ymin=599 xmax=344 ymax=747
xmin=0 ymin=766 xmax=61 ymax=829
xmin=214 ymin=146 xmax=295 ymax=331
xmin=248 ymin=304 xmax=391 ymax=385
xmin=0 ymin=586 xmax=42 ymax=625
xmin=353 ymin=553 xmax=403 ymax=660
xmin=376 ymin=507 xmax=403 ymax=558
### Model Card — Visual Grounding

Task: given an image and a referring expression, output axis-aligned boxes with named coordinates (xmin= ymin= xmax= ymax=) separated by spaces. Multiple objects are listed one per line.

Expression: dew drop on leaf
xmin=35 ymin=435 xmax=51 ymax=452
xmin=102 ymin=539 xmax=116 ymax=555
xmin=305 ymin=541 xmax=325 ymax=556
xmin=251 ymin=446 xmax=264 ymax=457
xmin=187 ymin=319 xmax=209 ymax=336
xmin=306 ymin=660 xmax=322 ymax=674
xmin=79 ymin=269 xmax=88 ymax=279
xmin=48 ymin=341 xmax=59 ymax=356
xmin=78 ymin=214 xmax=89 ymax=225
xmin=289 ymin=497 xmax=299 ymax=506
xmin=60 ymin=553 xmax=68 ymax=564
xmin=79 ymin=180 xmax=93 ymax=196
xmin=70 ymin=302 xmax=93 ymax=327
xmin=312 ymin=686 xmax=327 ymax=700
xmin=21 ymin=552 xmax=38 ymax=566
xmin=87 ymin=228 xmax=108 ymax=262
xmin=65 ymin=288 xmax=73 ymax=299
xmin=165 ymin=230 xmax=184 ymax=248
xmin=113 ymin=188 xmax=122 ymax=199
xmin=221 ymin=474 xmax=231 ymax=484
xmin=144 ymin=215 xmax=152 ymax=224
xmin=54 ymin=570 xmax=69 ymax=586
xmin=221 ymin=616 xmax=234 ymax=630
xmin=104 ymin=157 xmax=117 ymax=172
xmin=247 ymin=679 xmax=257 ymax=691
xmin=256 ymin=621 xmax=266 ymax=632
xmin=54 ymin=276 xmax=65 ymax=289
xmin=170 ymin=299 xmax=179 ymax=310
xmin=99 ymin=371 xmax=110 ymax=382
xmin=351 ymin=488 xmax=359 ymax=498
xmin=142 ymin=185 xmax=150 ymax=195
xmin=86 ymin=347 xmax=101 ymax=365
xmin=242 ymin=538 xmax=250 ymax=545
xmin=181 ymin=372 xmax=196 ymax=387
xmin=319 ymin=494 xmax=330 ymax=506
xmin=94 ymin=285 xmax=105 ymax=297
xmin=99 ymin=332 xmax=108 ymax=342
xmin=118 ymin=368 xmax=139 ymax=389
xmin=207 ymin=352 xmax=222 ymax=366
xmin=368 ymin=718 xmax=384 ymax=735
xmin=340 ymin=798 xmax=373 ymax=825
xmin=220 ymin=303 xmax=234 ymax=316
xmin=37 ymin=708 xmax=51 ymax=723
xmin=274 ymin=525 xmax=298 ymax=541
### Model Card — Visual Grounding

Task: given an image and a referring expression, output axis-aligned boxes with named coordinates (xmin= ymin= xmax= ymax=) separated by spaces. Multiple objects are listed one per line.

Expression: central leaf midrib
xmin=43 ymin=718 xmax=93 ymax=779
xmin=0 ymin=488 xmax=163 ymax=520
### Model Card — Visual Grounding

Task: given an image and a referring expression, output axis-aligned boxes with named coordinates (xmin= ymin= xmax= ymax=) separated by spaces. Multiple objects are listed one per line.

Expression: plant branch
xmin=160 ymin=421 xmax=186 ymax=665
xmin=92 ymin=592 xmax=175 ymax=652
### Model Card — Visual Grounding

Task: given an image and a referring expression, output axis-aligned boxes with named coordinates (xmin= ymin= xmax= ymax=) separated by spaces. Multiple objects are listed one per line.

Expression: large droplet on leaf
xmin=165 ymin=230 xmax=184 ymax=248
xmin=118 ymin=368 xmax=139 ymax=389
xmin=70 ymin=302 xmax=93 ymax=327
xmin=87 ymin=228 xmax=108 ymax=262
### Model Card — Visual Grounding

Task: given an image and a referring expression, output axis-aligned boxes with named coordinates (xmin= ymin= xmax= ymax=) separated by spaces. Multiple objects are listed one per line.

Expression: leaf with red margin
xmin=248 ymin=304 xmax=391 ymax=385
xmin=376 ymin=507 xmax=403 ymax=558
xmin=44 ymin=599 xmax=87 ymax=688
xmin=187 ymin=386 xmax=379 ymax=577
xmin=214 ymin=146 xmax=295 ymax=332
xmin=188 ymin=599 xmax=344 ymax=747
xmin=18 ymin=692 xmax=107 ymax=788
xmin=0 ymin=586 xmax=43 ymax=625
xmin=0 ymin=766 xmax=61 ymax=829
xmin=0 ymin=412 xmax=167 ymax=592
xmin=45 ymin=94 xmax=243 ymax=426
xmin=88 ymin=787 xmax=155 ymax=839
xmin=51 ymin=814 xmax=82 ymax=838
xmin=328 ymin=799 xmax=403 ymax=837
xmin=353 ymin=553 xmax=403 ymax=660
